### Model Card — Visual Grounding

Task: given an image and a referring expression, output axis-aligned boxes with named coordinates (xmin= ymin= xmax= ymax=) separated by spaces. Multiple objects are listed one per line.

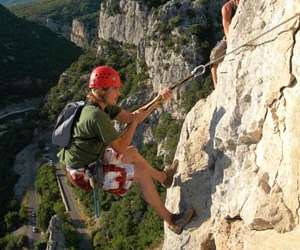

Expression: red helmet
xmin=89 ymin=66 xmax=122 ymax=89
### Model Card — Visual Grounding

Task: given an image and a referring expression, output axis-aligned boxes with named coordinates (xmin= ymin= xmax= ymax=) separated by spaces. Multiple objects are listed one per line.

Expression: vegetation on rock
xmin=10 ymin=0 xmax=99 ymax=24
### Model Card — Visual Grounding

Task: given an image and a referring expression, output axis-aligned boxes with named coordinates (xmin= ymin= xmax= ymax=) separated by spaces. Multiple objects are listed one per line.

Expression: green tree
xmin=37 ymin=201 xmax=53 ymax=231
xmin=11 ymin=0 xmax=99 ymax=24
xmin=4 ymin=211 xmax=20 ymax=231
xmin=19 ymin=204 xmax=28 ymax=221
xmin=53 ymin=202 xmax=66 ymax=219
xmin=0 ymin=4 xmax=82 ymax=105
xmin=0 ymin=234 xmax=26 ymax=250
xmin=34 ymin=240 xmax=47 ymax=250
xmin=62 ymin=221 xmax=80 ymax=248
xmin=35 ymin=164 xmax=62 ymax=231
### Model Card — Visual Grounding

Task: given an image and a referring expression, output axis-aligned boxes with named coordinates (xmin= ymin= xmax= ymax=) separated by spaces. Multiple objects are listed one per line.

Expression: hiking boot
xmin=168 ymin=208 xmax=195 ymax=234
xmin=162 ymin=159 xmax=179 ymax=188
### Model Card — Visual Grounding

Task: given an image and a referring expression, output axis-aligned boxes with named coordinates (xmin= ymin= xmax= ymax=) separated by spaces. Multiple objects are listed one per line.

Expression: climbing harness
xmin=86 ymin=160 xmax=103 ymax=218
xmin=145 ymin=13 xmax=300 ymax=111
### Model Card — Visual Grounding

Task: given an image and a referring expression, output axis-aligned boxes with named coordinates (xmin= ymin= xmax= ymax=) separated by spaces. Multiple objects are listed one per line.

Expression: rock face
xmin=71 ymin=18 xmax=93 ymax=48
xmin=36 ymin=17 xmax=95 ymax=47
xmin=164 ymin=0 xmax=300 ymax=249
xmin=99 ymin=0 xmax=149 ymax=45
xmin=98 ymin=0 xmax=208 ymax=103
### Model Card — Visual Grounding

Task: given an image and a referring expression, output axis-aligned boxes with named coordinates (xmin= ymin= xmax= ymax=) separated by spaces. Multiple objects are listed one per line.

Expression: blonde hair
xmin=86 ymin=88 xmax=108 ymax=106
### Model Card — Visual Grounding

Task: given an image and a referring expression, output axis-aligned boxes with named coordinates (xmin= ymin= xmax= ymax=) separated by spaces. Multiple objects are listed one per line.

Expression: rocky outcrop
xmin=98 ymin=0 xmax=210 ymax=117
xmin=35 ymin=17 xmax=93 ymax=45
xmin=98 ymin=0 xmax=149 ymax=45
xmin=71 ymin=19 xmax=91 ymax=48
xmin=46 ymin=215 xmax=66 ymax=250
xmin=144 ymin=1 xmax=207 ymax=93
xmin=164 ymin=0 xmax=300 ymax=249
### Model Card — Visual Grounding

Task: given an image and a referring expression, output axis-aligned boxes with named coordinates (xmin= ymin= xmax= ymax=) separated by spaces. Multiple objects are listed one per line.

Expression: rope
xmin=205 ymin=12 xmax=300 ymax=68
xmin=147 ymin=13 xmax=300 ymax=110
xmin=170 ymin=12 xmax=300 ymax=91
xmin=93 ymin=187 xmax=100 ymax=218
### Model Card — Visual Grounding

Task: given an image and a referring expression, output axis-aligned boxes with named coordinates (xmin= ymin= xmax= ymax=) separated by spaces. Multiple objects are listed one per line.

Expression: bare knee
xmin=123 ymin=146 xmax=152 ymax=176
xmin=126 ymin=146 xmax=138 ymax=155
xmin=121 ymin=146 xmax=140 ymax=164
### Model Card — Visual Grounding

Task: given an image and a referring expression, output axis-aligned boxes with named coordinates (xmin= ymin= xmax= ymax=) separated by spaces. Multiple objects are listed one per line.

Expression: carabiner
xmin=191 ymin=65 xmax=206 ymax=77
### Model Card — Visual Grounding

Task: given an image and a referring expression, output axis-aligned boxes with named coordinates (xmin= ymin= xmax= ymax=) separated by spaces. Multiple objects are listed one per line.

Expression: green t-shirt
xmin=58 ymin=104 xmax=121 ymax=169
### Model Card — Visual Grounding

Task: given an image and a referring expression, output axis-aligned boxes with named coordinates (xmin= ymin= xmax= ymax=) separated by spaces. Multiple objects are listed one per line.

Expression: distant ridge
xmin=0 ymin=0 xmax=36 ymax=6
xmin=0 ymin=4 xmax=82 ymax=105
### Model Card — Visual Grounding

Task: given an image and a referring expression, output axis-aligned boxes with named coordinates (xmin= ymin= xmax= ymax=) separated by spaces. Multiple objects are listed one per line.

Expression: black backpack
xmin=52 ymin=101 xmax=85 ymax=147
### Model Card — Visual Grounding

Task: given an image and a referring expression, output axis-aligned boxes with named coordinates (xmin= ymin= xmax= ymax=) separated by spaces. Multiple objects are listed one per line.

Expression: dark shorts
xmin=210 ymin=39 xmax=227 ymax=65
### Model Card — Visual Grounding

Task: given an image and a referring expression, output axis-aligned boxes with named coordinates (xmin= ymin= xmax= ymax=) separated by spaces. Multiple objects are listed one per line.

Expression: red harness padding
xmin=66 ymin=169 xmax=92 ymax=192
xmin=103 ymin=164 xmax=128 ymax=196
xmin=66 ymin=164 xmax=128 ymax=196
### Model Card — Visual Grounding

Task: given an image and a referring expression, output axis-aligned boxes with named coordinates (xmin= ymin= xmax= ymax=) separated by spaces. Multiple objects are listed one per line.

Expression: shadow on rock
xmin=173 ymin=106 xmax=231 ymax=231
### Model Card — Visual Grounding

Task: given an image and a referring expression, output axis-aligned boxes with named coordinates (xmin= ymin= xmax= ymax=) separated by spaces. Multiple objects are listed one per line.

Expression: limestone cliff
xmin=164 ymin=0 xmax=300 ymax=249
xmin=45 ymin=0 xmax=300 ymax=248
xmin=70 ymin=19 xmax=85 ymax=47
xmin=98 ymin=0 xmax=209 ymax=112
xmin=71 ymin=18 xmax=96 ymax=48
xmin=99 ymin=0 xmax=149 ymax=46
xmin=48 ymin=17 xmax=96 ymax=47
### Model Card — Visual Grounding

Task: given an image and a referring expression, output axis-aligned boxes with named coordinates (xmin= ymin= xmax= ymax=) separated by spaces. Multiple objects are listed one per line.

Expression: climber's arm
xmin=222 ymin=1 xmax=234 ymax=39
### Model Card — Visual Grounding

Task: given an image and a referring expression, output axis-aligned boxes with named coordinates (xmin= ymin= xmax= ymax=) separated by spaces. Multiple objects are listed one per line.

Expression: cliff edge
xmin=164 ymin=1 xmax=300 ymax=249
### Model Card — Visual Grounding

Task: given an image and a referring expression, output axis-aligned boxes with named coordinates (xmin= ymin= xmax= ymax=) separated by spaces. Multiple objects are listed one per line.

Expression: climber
xmin=58 ymin=65 xmax=194 ymax=234
xmin=210 ymin=0 xmax=240 ymax=88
